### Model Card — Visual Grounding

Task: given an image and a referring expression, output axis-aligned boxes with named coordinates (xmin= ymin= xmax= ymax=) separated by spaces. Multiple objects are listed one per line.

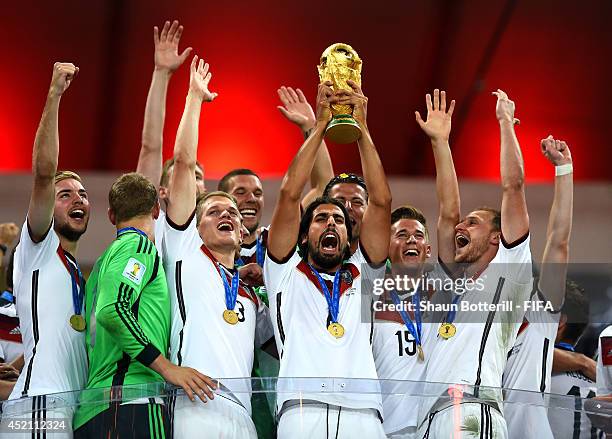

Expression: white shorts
xmin=278 ymin=402 xmax=386 ymax=439
xmin=505 ymin=403 xmax=553 ymax=439
xmin=417 ymin=402 xmax=507 ymax=439
xmin=170 ymin=393 xmax=256 ymax=439
xmin=1 ymin=394 xmax=74 ymax=439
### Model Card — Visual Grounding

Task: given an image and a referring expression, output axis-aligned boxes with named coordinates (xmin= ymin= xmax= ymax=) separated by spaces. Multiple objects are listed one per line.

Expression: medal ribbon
xmin=255 ymin=235 xmax=265 ymax=267
xmin=218 ymin=264 xmax=240 ymax=311
xmin=117 ymin=227 xmax=148 ymax=238
xmin=443 ymin=294 xmax=462 ymax=325
xmin=554 ymin=342 xmax=575 ymax=352
xmin=63 ymin=251 xmax=85 ymax=316
xmin=390 ymin=289 xmax=422 ymax=348
xmin=309 ymin=265 xmax=341 ymax=324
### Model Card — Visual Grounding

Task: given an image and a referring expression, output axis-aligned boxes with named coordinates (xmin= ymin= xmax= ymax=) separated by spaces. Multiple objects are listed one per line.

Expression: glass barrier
xmin=1 ymin=378 xmax=610 ymax=438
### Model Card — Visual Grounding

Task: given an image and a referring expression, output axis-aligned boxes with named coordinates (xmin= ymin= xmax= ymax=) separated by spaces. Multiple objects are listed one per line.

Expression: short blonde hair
xmin=196 ymin=191 xmax=239 ymax=225
xmin=54 ymin=170 xmax=82 ymax=185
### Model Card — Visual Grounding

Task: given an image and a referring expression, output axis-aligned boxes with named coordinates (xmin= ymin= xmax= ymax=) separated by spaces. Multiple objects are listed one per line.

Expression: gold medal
xmin=417 ymin=345 xmax=425 ymax=362
xmin=70 ymin=314 xmax=86 ymax=332
xmin=223 ymin=309 xmax=239 ymax=325
xmin=438 ymin=322 xmax=456 ymax=339
xmin=328 ymin=322 xmax=345 ymax=338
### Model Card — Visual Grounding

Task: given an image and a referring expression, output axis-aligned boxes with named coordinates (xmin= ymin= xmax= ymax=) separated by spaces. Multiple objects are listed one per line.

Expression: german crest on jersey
xmin=122 ymin=258 xmax=146 ymax=285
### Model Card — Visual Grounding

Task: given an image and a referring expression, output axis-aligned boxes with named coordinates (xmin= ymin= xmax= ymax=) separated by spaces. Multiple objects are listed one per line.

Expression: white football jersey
xmin=8 ymin=219 xmax=87 ymax=399
xmin=548 ymin=369 xmax=604 ymax=439
xmin=596 ymin=324 xmax=612 ymax=396
xmin=162 ymin=214 xmax=274 ymax=414
xmin=372 ymin=266 xmax=449 ymax=434
xmin=373 ymin=316 xmax=431 ymax=434
xmin=264 ymin=246 xmax=384 ymax=413
xmin=420 ymin=234 xmax=533 ymax=422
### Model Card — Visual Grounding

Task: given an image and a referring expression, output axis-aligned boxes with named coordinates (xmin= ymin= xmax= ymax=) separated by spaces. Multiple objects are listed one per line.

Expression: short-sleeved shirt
xmin=74 ymin=230 xmax=170 ymax=429
xmin=162 ymin=213 xmax=273 ymax=414
xmin=264 ymin=246 xmax=384 ymax=413
xmin=420 ymin=234 xmax=533 ymax=421
xmin=8 ymin=219 xmax=87 ymax=400
xmin=372 ymin=265 xmax=448 ymax=434
xmin=596 ymin=324 xmax=612 ymax=396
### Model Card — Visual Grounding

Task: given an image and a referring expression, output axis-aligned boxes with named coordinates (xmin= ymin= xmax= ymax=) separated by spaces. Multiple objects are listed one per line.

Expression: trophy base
xmin=325 ymin=115 xmax=362 ymax=144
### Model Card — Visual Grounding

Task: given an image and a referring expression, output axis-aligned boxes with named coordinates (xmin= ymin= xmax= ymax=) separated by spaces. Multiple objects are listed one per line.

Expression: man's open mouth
xmin=456 ymin=233 xmax=470 ymax=248
xmin=403 ymin=248 xmax=419 ymax=257
xmin=217 ymin=220 xmax=234 ymax=232
xmin=69 ymin=209 xmax=85 ymax=219
xmin=321 ymin=231 xmax=339 ymax=252
xmin=240 ymin=207 xmax=257 ymax=218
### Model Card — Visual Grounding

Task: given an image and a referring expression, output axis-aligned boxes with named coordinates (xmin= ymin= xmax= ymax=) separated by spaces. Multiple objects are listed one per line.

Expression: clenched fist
xmin=493 ymin=89 xmax=519 ymax=125
xmin=541 ymin=135 xmax=572 ymax=166
xmin=0 ymin=223 xmax=19 ymax=247
xmin=49 ymin=62 xmax=79 ymax=96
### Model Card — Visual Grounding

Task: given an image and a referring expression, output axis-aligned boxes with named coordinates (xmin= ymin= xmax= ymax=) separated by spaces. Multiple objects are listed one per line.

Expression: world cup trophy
xmin=317 ymin=43 xmax=363 ymax=144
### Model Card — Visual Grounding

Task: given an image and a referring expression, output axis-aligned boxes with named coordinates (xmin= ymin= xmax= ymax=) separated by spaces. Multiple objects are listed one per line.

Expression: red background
xmin=2 ymin=0 xmax=611 ymax=181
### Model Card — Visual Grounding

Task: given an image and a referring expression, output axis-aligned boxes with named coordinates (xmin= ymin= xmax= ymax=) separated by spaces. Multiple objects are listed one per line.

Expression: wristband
xmin=555 ymin=164 xmax=573 ymax=176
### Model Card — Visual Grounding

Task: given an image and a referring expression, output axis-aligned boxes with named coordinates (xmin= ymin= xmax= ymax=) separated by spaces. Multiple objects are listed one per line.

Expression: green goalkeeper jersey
xmin=74 ymin=230 xmax=170 ymax=429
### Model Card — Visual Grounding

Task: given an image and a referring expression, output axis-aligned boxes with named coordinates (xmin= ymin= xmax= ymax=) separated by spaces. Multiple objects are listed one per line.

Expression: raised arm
xmin=27 ymin=63 xmax=78 ymax=241
xmin=335 ymin=81 xmax=391 ymax=264
xmin=494 ymin=89 xmax=529 ymax=243
xmin=416 ymin=89 xmax=460 ymax=265
xmin=268 ymin=82 xmax=334 ymax=261
xmin=537 ymin=136 xmax=573 ymax=310
xmin=137 ymin=20 xmax=192 ymax=186
xmin=166 ymin=56 xmax=217 ymax=225
xmin=277 ymin=86 xmax=334 ymax=208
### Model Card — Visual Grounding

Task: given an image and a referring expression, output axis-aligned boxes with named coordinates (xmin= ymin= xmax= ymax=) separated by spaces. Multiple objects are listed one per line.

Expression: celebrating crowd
xmin=0 ymin=20 xmax=610 ymax=439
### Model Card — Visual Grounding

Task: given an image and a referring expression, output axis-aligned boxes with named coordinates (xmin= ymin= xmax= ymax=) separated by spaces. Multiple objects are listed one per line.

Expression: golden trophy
xmin=317 ymin=43 xmax=363 ymax=144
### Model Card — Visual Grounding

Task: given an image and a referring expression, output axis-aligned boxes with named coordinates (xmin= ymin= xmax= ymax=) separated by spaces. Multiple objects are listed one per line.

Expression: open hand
xmin=189 ymin=55 xmax=218 ymax=103
xmin=415 ymin=89 xmax=455 ymax=142
xmin=277 ymin=87 xmax=316 ymax=131
xmin=154 ymin=20 xmax=192 ymax=73
xmin=163 ymin=363 xmax=217 ymax=403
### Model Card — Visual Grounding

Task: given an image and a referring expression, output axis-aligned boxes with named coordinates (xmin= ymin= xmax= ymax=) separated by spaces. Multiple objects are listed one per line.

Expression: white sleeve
xmin=13 ymin=218 xmax=60 ymax=298
xmin=162 ymin=211 xmax=202 ymax=264
xmin=496 ymin=233 xmax=533 ymax=285
xmin=596 ymin=325 xmax=612 ymax=396
xmin=263 ymin=249 xmax=301 ymax=300
xmin=524 ymin=279 xmax=560 ymax=329
xmin=349 ymin=245 xmax=385 ymax=297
